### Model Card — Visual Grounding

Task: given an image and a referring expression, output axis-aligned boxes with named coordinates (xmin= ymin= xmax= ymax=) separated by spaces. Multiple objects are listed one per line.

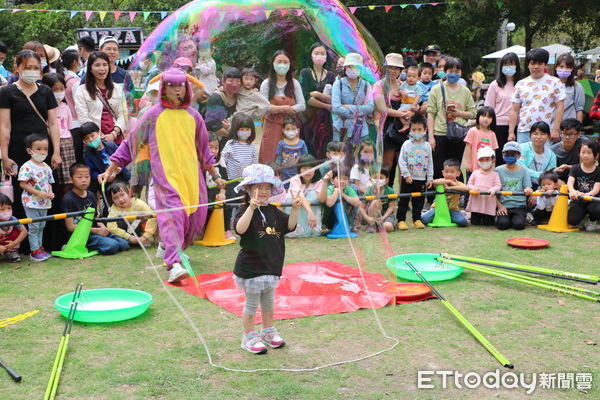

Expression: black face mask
xmin=335 ymin=66 xmax=344 ymax=75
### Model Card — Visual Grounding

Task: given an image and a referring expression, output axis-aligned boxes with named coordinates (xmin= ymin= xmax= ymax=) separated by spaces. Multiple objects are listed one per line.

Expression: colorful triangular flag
xmin=99 ymin=11 xmax=107 ymax=22
xmin=414 ymin=3 xmax=422 ymax=8
xmin=70 ymin=10 xmax=78 ymax=19
xmin=114 ymin=11 xmax=121 ymax=20
xmin=265 ymin=10 xmax=272 ymax=18
xmin=280 ymin=9 xmax=288 ymax=17
xmin=143 ymin=11 xmax=150 ymax=21
xmin=385 ymin=5 xmax=393 ymax=13
xmin=349 ymin=7 xmax=357 ymax=14
xmin=296 ymin=9 xmax=304 ymax=16
xmin=368 ymin=5 xmax=376 ymax=10
xmin=160 ymin=11 xmax=168 ymax=20
xmin=129 ymin=11 xmax=136 ymax=22
xmin=85 ymin=11 xmax=93 ymax=20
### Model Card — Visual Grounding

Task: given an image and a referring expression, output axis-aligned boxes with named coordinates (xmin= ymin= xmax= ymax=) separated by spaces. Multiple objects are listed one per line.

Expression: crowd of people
xmin=2 ymin=34 xmax=600 ymax=355
xmin=0 ymin=37 xmax=600 ymax=263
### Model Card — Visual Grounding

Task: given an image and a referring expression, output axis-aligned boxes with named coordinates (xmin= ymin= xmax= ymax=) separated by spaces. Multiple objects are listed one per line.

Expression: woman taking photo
xmin=259 ymin=50 xmax=305 ymax=164
xmin=331 ymin=52 xmax=374 ymax=169
xmin=74 ymin=51 xmax=127 ymax=144
xmin=298 ymin=42 xmax=336 ymax=159
xmin=0 ymin=50 xmax=61 ymax=217
xmin=485 ymin=52 xmax=522 ymax=162
xmin=426 ymin=57 xmax=476 ymax=177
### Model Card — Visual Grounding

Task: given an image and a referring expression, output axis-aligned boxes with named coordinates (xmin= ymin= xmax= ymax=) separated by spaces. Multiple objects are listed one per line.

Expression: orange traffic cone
xmin=538 ymin=184 xmax=579 ymax=233
xmin=194 ymin=207 xmax=236 ymax=246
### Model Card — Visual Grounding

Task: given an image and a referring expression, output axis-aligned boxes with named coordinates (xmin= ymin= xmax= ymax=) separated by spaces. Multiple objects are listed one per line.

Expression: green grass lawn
xmin=1 ymin=226 xmax=598 ymax=399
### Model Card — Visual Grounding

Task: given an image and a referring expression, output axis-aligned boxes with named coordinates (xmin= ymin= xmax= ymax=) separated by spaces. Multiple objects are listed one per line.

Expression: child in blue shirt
xmin=275 ymin=117 xmax=308 ymax=186
xmin=418 ymin=62 xmax=436 ymax=105
xmin=398 ymin=65 xmax=424 ymax=132
xmin=496 ymin=142 xmax=533 ymax=230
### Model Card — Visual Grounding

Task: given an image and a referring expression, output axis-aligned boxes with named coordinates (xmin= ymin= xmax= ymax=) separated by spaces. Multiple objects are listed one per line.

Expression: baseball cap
xmin=424 ymin=44 xmax=441 ymax=54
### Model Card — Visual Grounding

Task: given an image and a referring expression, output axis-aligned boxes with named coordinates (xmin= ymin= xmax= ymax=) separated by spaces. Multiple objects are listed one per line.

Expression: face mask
xmin=31 ymin=153 xmax=46 ymax=163
xmin=335 ymin=66 xmax=344 ymax=75
xmin=345 ymin=68 xmax=360 ymax=79
xmin=20 ymin=70 xmax=40 ymax=84
xmin=400 ymin=72 xmax=407 ymax=81
xmin=556 ymin=69 xmax=572 ymax=79
xmin=437 ymin=71 xmax=446 ymax=79
xmin=361 ymin=153 xmax=373 ymax=163
xmin=411 ymin=132 xmax=425 ymax=141
xmin=283 ymin=129 xmax=297 ymax=140
xmin=503 ymin=154 xmax=517 ymax=165
xmin=41 ymin=59 xmax=48 ymax=69
xmin=224 ymin=81 xmax=241 ymax=93
xmin=331 ymin=155 xmax=344 ymax=164
xmin=446 ymin=73 xmax=461 ymax=84
xmin=274 ymin=63 xmax=290 ymax=76
xmin=479 ymin=161 xmax=493 ymax=170
xmin=502 ymin=65 xmax=516 ymax=77
xmin=372 ymin=179 xmax=386 ymax=187
xmin=237 ymin=130 xmax=251 ymax=141
xmin=312 ymin=55 xmax=327 ymax=66
xmin=54 ymin=91 xmax=65 ymax=103
xmin=87 ymin=137 xmax=101 ymax=149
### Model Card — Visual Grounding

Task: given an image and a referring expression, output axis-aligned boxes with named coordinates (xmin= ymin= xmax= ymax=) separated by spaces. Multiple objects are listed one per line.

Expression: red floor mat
xmin=167 ymin=261 xmax=431 ymax=322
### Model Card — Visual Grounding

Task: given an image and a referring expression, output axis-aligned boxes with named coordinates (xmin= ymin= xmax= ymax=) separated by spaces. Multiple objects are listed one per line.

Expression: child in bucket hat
xmin=233 ymin=164 xmax=301 ymax=354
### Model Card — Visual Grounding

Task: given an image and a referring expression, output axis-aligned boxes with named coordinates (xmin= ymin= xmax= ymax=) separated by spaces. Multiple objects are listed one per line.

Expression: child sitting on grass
xmin=319 ymin=167 xmax=361 ymax=232
xmin=106 ymin=182 xmax=157 ymax=248
xmin=286 ymin=154 xmax=323 ymax=238
xmin=496 ymin=142 xmax=533 ymax=230
xmin=62 ymin=163 xmax=129 ymax=255
xmin=567 ymin=140 xmax=600 ymax=229
xmin=319 ymin=141 xmax=345 ymax=177
xmin=466 ymin=146 xmax=501 ymax=226
xmin=0 ymin=193 xmax=27 ymax=262
xmin=397 ymin=113 xmax=433 ymax=230
xmin=359 ymin=167 xmax=397 ymax=232
xmin=532 ymin=171 xmax=559 ymax=226
xmin=420 ymin=159 xmax=469 ymax=227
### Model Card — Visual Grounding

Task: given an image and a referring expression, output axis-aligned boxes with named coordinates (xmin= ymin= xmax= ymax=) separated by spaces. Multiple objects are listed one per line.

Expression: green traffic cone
xmin=52 ymin=207 xmax=99 ymax=259
xmin=427 ymin=184 xmax=457 ymax=227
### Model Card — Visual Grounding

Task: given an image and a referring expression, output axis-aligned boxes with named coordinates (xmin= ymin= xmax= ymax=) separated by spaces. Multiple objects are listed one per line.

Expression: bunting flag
xmin=0 ymin=3 xmax=447 ymax=22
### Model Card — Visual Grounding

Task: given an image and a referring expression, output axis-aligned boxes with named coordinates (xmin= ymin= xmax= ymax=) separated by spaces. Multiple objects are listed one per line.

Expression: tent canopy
xmin=481 ymin=45 xmax=525 ymax=59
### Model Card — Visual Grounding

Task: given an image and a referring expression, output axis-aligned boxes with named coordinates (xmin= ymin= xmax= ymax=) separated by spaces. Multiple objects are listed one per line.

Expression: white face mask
xmin=237 ymin=130 xmax=251 ymax=141
xmin=372 ymin=179 xmax=386 ymax=187
xmin=31 ymin=153 xmax=46 ymax=163
xmin=54 ymin=91 xmax=65 ymax=103
xmin=345 ymin=68 xmax=360 ymax=79
xmin=284 ymin=129 xmax=298 ymax=139
xmin=479 ymin=161 xmax=493 ymax=170
xmin=20 ymin=70 xmax=40 ymax=84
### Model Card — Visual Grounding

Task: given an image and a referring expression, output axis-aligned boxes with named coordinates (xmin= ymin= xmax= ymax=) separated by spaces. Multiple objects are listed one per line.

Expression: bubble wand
xmin=405 ymin=260 xmax=514 ymax=369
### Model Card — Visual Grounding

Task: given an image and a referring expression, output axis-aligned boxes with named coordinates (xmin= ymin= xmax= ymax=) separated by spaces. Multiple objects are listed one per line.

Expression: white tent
xmin=481 ymin=45 xmax=526 ymax=59
xmin=541 ymin=44 xmax=572 ymax=56
xmin=579 ymin=46 xmax=600 ymax=61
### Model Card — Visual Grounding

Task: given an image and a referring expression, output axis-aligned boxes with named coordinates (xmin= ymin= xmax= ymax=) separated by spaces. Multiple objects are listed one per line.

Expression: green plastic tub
xmin=386 ymin=253 xmax=463 ymax=282
xmin=55 ymin=288 xmax=153 ymax=323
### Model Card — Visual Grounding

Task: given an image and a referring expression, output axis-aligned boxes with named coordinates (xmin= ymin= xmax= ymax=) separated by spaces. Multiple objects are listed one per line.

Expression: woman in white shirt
xmin=74 ymin=51 xmax=126 ymax=144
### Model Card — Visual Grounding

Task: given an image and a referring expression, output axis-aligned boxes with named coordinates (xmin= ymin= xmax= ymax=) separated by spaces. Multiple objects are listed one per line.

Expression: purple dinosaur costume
xmin=110 ymin=69 xmax=215 ymax=269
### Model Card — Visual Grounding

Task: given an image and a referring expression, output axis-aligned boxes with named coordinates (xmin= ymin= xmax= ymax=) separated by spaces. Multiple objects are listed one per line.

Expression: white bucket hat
xmin=343 ymin=53 xmax=363 ymax=67
xmin=234 ymin=164 xmax=284 ymax=196
xmin=384 ymin=53 xmax=404 ymax=69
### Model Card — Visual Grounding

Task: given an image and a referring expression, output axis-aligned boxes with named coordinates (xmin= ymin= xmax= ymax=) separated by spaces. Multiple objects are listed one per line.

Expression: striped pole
xmin=0 ymin=210 xmax=88 ymax=228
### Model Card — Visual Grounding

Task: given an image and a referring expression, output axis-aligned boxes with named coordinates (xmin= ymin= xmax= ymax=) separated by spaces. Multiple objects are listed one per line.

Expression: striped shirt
xmin=221 ymin=139 xmax=258 ymax=179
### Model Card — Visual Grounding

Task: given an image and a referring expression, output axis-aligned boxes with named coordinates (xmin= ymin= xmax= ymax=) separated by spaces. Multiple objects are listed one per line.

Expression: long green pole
xmin=43 ymin=284 xmax=82 ymax=400
xmin=441 ymin=253 xmax=599 ymax=285
xmin=49 ymin=293 xmax=80 ymax=400
xmin=404 ymin=261 xmax=514 ymax=369
xmin=440 ymin=259 xmax=600 ymax=298
xmin=443 ymin=259 xmax=600 ymax=303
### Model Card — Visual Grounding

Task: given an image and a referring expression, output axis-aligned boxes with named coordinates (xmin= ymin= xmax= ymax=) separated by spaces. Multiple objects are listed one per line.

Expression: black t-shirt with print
xmin=569 ymin=164 xmax=600 ymax=194
xmin=62 ymin=189 xmax=98 ymax=227
xmin=233 ymin=204 xmax=293 ymax=279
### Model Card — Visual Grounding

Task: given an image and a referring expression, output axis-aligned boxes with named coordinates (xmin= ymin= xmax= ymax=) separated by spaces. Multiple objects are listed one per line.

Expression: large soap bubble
xmin=128 ymin=0 xmax=383 ymax=91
